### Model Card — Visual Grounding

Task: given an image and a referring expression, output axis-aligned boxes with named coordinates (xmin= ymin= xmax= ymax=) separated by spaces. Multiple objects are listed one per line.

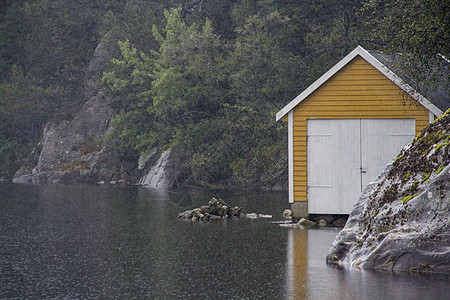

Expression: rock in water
xmin=327 ymin=111 xmax=450 ymax=274
xmin=245 ymin=213 xmax=258 ymax=219
xmin=297 ymin=218 xmax=315 ymax=227
xmin=178 ymin=198 xmax=243 ymax=221
xmin=178 ymin=197 xmax=274 ymax=222
xmin=283 ymin=209 xmax=293 ymax=219
xmin=258 ymin=214 xmax=273 ymax=218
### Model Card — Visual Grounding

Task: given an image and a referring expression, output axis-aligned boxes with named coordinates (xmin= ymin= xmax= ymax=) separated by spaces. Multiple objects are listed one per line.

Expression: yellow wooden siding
xmin=291 ymin=56 xmax=429 ymax=203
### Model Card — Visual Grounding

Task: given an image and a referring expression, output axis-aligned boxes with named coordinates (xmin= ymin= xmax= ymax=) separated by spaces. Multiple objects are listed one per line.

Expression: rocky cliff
xmin=14 ymin=39 xmax=116 ymax=184
xmin=13 ymin=40 xmax=173 ymax=187
xmin=327 ymin=110 xmax=450 ymax=274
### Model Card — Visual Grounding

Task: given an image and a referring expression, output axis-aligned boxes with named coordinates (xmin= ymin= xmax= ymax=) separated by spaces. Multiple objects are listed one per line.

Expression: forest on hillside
xmin=0 ymin=0 xmax=448 ymax=188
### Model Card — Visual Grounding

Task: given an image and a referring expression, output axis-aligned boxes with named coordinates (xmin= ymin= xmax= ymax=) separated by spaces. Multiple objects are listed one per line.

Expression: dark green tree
xmin=358 ymin=0 xmax=449 ymax=92
xmin=102 ymin=39 xmax=156 ymax=161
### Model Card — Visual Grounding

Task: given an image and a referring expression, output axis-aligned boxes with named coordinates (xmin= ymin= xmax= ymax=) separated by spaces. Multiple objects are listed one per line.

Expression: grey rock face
xmin=327 ymin=112 xmax=450 ymax=274
xmin=13 ymin=38 xmax=118 ymax=184
xmin=23 ymin=90 xmax=115 ymax=184
xmin=36 ymin=91 xmax=114 ymax=173
xmin=84 ymin=38 xmax=118 ymax=100
xmin=35 ymin=37 xmax=117 ymax=175
xmin=138 ymin=148 xmax=158 ymax=170
xmin=13 ymin=36 xmax=175 ymax=186
xmin=139 ymin=150 xmax=173 ymax=188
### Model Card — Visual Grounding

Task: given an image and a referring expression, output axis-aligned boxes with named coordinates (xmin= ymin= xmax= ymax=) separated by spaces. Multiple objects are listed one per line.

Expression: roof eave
xmin=276 ymin=46 xmax=367 ymax=121
xmin=364 ymin=52 xmax=443 ymax=117
xmin=276 ymin=45 xmax=443 ymax=121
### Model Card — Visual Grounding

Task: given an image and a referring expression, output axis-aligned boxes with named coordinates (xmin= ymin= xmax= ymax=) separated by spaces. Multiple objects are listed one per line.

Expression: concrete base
xmin=291 ymin=202 xmax=308 ymax=219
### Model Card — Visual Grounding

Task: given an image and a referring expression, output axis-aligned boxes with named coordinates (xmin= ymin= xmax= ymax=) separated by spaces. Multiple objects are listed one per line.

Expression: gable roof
xmin=368 ymin=50 xmax=450 ymax=113
xmin=276 ymin=45 xmax=445 ymax=121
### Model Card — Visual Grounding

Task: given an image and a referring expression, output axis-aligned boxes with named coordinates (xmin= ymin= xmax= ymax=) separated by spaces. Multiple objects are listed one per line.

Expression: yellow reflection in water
xmin=286 ymin=228 xmax=308 ymax=299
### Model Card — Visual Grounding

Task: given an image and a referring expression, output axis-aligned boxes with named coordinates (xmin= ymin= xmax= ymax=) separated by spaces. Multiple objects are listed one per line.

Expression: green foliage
xmin=434 ymin=166 xmax=446 ymax=175
xmin=0 ymin=65 xmax=59 ymax=178
xmin=0 ymin=0 xmax=112 ymax=178
xmin=230 ymin=11 xmax=301 ymax=105
xmin=99 ymin=0 xmax=447 ymax=188
xmin=102 ymin=39 xmax=154 ymax=111
xmin=101 ymin=7 xmax=292 ymax=188
xmin=360 ymin=0 xmax=448 ymax=56
xmin=2 ymin=0 xmax=443 ymax=188
xmin=358 ymin=0 xmax=449 ymax=92
xmin=0 ymin=137 xmax=23 ymax=178
xmin=151 ymin=8 xmax=233 ymax=185
xmin=105 ymin=110 xmax=157 ymax=162
xmin=101 ymin=38 xmax=158 ymax=162
xmin=99 ymin=0 xmax=175 ymax=51
xmin=151 ymin=9 xmax=225 ymax=125
xmin=0 ymin=1 xmax=26 ymax=81
xmin=0 ymin=65 xmax=59 ymax=142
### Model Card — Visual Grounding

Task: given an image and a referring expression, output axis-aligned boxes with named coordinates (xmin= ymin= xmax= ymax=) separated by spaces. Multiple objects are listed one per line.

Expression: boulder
xmin=297 ymin=218 xmax=316 ymax=227
xmin=178 ymin=198 xmax=274 ymax=222
xmin=318 ymin=219 xmax=327 ymax=226
xmin=12 ymin=174 xmax=35 ymax=184
xmin=283 ymin=209 xmax=292 ymax=219
xmin=178 ymin=210 xmax=193 ymax=220
xmin=327 ymin=111 xmax=450 ymax=274
xmin=231 ymin=206 xmax=242 ymax=217
xmin=332 ymin=218 xmax=347 ymax=227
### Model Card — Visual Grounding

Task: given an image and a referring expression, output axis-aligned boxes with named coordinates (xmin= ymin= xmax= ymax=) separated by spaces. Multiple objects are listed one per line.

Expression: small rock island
xmin=327 ymin=110 xmax=450 ymax=274
xmin=178 ymin=197 xmax=273 ymax=221
xmin=178 ymin=198 xmax=243 ymax=221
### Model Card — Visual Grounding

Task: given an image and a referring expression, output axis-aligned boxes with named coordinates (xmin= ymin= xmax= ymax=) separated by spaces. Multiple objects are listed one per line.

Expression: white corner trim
xmin=288 ymin=111 xmax=294 ymax=204
xmin=429 ymin=111 xmax=435 ymax=123
xmin=276 ymin=45 xmax=443 ymax=121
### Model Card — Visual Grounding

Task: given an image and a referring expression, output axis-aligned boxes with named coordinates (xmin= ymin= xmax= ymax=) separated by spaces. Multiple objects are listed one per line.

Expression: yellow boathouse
xmin=276 ymin=46 xmax=447 ymax=217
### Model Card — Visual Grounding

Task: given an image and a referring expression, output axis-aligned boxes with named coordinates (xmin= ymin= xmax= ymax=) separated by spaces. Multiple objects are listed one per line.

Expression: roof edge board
xmin=276 ymin=45 xmax=443 ymax=121
xmin=359 ymin=48 xmax=443 ymax=117
xmin=276 ymin=46 xmax=366 ymax=121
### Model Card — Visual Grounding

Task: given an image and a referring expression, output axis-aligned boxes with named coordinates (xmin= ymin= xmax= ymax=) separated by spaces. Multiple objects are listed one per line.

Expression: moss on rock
xmin=327 ymin=109 xmax=450 ymax=274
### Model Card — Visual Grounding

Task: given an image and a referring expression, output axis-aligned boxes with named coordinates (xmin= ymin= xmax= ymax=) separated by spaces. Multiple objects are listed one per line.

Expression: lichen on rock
xmin=326 ymin=109 xmax=450 ymax=274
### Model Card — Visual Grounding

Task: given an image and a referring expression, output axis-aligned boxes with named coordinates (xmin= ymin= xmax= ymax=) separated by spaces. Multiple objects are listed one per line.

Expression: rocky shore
xmin=12 ymin=40 xmax=173 ymax=188
xmin=326 ymin=110 xmax=450 ymax=274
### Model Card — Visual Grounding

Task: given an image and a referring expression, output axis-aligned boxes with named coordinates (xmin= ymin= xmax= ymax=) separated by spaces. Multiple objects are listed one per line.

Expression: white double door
xmin=307 ymin=119 xmax=415 ymax=214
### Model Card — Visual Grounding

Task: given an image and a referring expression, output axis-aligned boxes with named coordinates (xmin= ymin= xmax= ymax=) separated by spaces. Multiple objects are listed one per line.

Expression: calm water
xmin=0 ymin=183 xmax=448 ymax=299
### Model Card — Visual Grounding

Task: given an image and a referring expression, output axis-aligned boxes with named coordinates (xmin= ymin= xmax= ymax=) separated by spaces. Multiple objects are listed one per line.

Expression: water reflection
xmin=286 ymin=226 xmax=450 ymax=299
xmin=286 ymin=229 xmax=307 ymax=299
xmin=1 ymin=183 xmax=449 ymax=299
